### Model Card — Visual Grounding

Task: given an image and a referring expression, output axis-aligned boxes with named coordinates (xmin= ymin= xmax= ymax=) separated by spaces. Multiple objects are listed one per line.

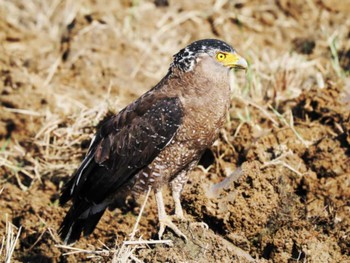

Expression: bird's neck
xmin=175 ymin=69 xmax=232 ymax=128
xmin=183 ymin=67 xmax=231 ymax=103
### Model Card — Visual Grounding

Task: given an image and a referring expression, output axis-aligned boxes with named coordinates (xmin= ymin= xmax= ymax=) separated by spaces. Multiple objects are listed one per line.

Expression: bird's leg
xmin=155 ymin=190 xmax=187 ymax=240
xmin=171 ymin=170 xmax=209 ymax=230
xmin=170 ymin=170 xmax=188 ymax=220
xmin=172 ymin=187 xmax=185 ymax=220
xmin=171 ymin=186 xmax=209 ymax=230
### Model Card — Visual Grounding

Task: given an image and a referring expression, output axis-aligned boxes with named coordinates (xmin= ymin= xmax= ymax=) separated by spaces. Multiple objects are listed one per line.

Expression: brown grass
xmin=1 ymin=0 xmax=350 ymax=261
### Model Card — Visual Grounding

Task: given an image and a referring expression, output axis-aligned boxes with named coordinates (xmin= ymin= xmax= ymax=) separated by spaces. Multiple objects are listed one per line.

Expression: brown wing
xmin=58 ymin=95 xmax=183 ymax=244
xmin=60 ymin=95 xmax=183 ymax=204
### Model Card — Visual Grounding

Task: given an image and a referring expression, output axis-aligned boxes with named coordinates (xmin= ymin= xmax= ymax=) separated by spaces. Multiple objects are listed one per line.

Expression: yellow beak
xmin=223 ymin=52 xmax=248 ymax=70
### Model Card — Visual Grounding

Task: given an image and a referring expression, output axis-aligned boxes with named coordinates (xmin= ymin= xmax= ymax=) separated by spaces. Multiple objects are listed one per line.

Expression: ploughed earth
xmin=0 ymin=0 xmax=349 ymax=262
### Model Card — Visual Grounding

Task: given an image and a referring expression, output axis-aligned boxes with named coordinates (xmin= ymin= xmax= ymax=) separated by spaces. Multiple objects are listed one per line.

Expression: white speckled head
xmin=171 ymin=39 xmax=247 ymax=73
xmin=171 ymin=39 xmax=234 ymax=72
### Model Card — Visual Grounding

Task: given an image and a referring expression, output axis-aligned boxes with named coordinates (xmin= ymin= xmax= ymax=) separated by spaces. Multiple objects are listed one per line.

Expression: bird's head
xmin=171 ymin=39 xmax=248 ymax=73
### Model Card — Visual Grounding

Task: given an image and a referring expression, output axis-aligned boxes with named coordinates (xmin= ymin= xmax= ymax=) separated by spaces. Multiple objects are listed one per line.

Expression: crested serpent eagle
xmin=59 ymin=39 xmax=247 ymax=244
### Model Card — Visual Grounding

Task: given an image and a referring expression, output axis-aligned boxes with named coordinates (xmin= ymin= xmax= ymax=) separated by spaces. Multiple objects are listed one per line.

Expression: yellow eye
xmin=216 ymin=52 xmax=226 ymax=61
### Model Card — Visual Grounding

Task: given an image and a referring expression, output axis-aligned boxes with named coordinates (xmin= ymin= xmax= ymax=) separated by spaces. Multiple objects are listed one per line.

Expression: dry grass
xmin=1 ymin=0 xmax=348 ymax=184
xmin=0 ymin=212 xmax=22 ymax=263
xmin=56 ymin=187 xmax=172 ymax=262
xmin=1 ymin=0 xmax=350 ymax=261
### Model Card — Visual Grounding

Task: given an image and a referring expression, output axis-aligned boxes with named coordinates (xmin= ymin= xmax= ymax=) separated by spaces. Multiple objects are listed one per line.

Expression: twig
xmin=238 ymin=98 xmax=279 ymax=126
xmin=56 ymin=244 xmax=112 ymax=256
xmin=26 ymin=228 xmax=47 ymax=251
xmin=270 ymin=107 xmax=311 ymax=147
xmin=123 ymin=240 xmax=172 ymax=246
xmin=43 ymin=56 xmax=61 ymax=87
xmin=3 ymin=107 xmax=42 ymax=116
xmin=232 ymin=121 xmax=245 ymax=140
xmin=261 ymin=150 xmax=303 ymax=177
xmin=4 ymin=215 xmax=22 ymax=263
xmin=129 ymin=186 xmax=152 ymax=241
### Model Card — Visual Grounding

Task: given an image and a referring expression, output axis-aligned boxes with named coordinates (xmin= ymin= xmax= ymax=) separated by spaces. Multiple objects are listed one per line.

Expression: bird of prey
xmin=58 ymin=39 xmax=247 ymax=244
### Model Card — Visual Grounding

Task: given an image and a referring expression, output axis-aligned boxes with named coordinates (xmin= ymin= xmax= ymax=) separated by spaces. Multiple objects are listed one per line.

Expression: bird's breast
xmin=178 ymin=91 xmax=230 ymax=148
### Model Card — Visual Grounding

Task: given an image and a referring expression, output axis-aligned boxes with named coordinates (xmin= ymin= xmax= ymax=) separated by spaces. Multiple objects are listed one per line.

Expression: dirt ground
xmin=1 ymin=0 xmax=350 ymax=262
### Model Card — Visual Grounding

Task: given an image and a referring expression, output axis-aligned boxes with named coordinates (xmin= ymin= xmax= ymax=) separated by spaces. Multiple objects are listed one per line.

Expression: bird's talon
xmin=158 ymin=225 xmax=166 ymax=240
xmin=158 ymin=216 xmax=188 ymax=241
xmin=172 ymin=214 xmax=186 ymax=222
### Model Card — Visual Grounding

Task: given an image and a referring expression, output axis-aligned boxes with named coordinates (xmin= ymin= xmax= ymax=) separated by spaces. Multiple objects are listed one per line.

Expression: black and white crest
xmin=171 ymin=39 xmax=234 ymax=72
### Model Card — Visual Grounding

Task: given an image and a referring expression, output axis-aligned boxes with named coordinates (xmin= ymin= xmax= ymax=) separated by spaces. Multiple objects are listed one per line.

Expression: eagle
xmin=59 ymin=39 xmax=247 ymax=244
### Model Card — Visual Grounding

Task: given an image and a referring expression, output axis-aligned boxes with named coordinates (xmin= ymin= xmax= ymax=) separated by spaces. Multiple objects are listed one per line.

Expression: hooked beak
xmin=223 ymin=52 xmax=248 ymax=70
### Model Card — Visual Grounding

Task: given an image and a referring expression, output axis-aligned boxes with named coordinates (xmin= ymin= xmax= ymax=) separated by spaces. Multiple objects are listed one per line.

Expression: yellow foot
xmin=158 ymin=215 xmax=188 ymax=241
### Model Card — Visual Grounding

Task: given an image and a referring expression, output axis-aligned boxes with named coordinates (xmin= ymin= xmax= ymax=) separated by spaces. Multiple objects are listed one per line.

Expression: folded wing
xmin=59 ymin=95 xmax=183 ymax=244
